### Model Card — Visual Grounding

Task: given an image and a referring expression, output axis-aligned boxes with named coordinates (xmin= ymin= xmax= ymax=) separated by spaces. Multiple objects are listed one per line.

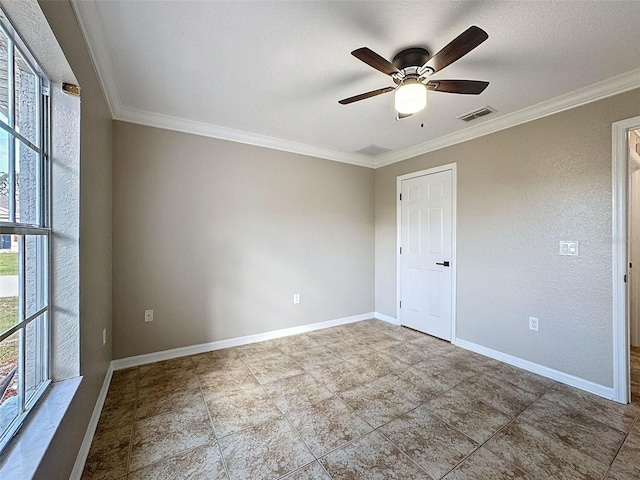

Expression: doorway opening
xmin=629 ymin=130 xmax=640 ymax=403
xmin=612 ymin=115 xmax=640 ymax=404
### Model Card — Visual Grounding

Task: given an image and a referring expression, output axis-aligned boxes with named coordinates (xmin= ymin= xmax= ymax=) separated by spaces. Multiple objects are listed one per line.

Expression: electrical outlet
xmin=293 ymin=294 xmax=300 ymax=304
xmin=529 ymin=316 xmax=539 ymax=331
xmin=102 ymin=328 xmax=106 ymax=346
xmin=144 ymin=309 xmax=154 ymax=322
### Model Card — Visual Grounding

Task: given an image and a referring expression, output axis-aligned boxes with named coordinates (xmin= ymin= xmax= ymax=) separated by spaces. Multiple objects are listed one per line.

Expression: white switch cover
xmin=293 ymin=294 xmax=300 ymax=304
xmin=102 ymin=328 xmax=106 ymax=346
xmin=559 ymin=241 xmax=579 ymax=256
xmin=529 ymin=316 xmax=539 ymax=331
xmin=144 ymin=309 xmax=154 ymax=322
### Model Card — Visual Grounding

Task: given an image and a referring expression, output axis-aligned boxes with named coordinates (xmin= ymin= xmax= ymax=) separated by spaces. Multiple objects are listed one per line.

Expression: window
xmin=0 ymin=15 xmax=50 ymax=451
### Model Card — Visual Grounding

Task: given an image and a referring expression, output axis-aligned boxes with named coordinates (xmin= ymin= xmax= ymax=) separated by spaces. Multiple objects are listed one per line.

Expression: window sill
xmin=0 ymin=376 xmax=82 ymax=479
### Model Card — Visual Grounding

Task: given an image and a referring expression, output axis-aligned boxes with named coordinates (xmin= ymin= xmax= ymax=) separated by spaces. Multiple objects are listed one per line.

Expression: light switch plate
xmin=559 ymin=241 xmax=579 ymax=256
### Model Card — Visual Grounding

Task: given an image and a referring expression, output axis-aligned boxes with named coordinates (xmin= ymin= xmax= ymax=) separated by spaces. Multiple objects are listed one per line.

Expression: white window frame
xmin=0 ymin=10 xmax=51 ymax=452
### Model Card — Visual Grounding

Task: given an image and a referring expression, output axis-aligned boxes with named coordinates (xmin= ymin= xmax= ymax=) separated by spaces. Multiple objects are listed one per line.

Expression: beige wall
xmin=38 ymin=1 xmax=113 ymax=478
xmin=376 ymin=87 xmax=640 ymax=388
xmin=112 ymin=121 xmax=374 ymax=359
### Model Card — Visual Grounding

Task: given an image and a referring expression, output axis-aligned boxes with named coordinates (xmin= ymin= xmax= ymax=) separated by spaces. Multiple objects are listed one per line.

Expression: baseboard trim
xmin=374 ymin=312 xmax=399 ymax=325
xmin=453 ymin=338 xmax=614 ymax=400
xmin=69 ymin=363 xmax=114 ymax=480
xmin=112 ymin=312 xmax=376 ymax=370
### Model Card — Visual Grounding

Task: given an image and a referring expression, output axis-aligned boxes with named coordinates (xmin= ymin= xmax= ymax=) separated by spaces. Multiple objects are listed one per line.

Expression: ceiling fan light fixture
xmin=395 ymin=82 xmax=426 ymax=114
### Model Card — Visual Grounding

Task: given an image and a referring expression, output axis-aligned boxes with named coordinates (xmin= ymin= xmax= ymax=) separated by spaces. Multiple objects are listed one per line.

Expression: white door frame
xmin=396 ymin=163 xmax=457 ymax=340
xmin=612 ymin=116 xmax=640 ymax=403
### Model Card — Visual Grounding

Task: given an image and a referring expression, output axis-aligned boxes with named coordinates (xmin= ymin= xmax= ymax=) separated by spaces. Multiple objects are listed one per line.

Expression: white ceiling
xmin=71 ymin=1 xmax=640 ymax=168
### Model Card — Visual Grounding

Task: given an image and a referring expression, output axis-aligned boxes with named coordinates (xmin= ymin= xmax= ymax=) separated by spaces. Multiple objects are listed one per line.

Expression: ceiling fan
xmin=339 ymin=26 xmax=489 ymax=118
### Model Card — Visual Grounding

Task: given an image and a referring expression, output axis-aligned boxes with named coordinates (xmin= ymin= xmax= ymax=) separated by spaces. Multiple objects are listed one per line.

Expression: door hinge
xmin=399 ymin=301 xmax=402 ymax=308
xmin=399 ymin=193 xmax=402 ymax=201
xmin=624 ymin=274 xmax=627 ymax=283
xmin=399 ymin=247 xmax=402 ymax=254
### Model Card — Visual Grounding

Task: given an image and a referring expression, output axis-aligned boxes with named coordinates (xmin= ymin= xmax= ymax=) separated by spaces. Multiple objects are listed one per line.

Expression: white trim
xmin=112 ymin=312 xmax=374 ymax=370
xmin=374 ymin=312 xmax=399 ymax=325
xmin=70 ymin=0 xmax=120 ymax=117
xmin=114 ymin=106 xmax=372 ymax=168
xmin=454 ymin=338 xmax=615 ymax=400
xmin=374 ymin=68 xmax=640 ymax=168
xmin=396 ymin=163 xmax=457 ymax=341
xmin=69 ymin=364 xmax=113 ymax=480
xmin=611 ymin=117 xmax=640 ymax=403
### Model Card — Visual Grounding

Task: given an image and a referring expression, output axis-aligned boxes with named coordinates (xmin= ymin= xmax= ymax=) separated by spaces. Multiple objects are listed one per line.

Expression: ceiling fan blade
xmin=426 ymin=80 xmax=489 ymax=95
xmin=338 ymin=86 xmax=395 ymax=105
xmin=423 ymin=26 xmax=488 ymax=74
xmin=351 ymin=47 xmax=400 ymax=76
xmin=398 ymin=112 xmax=413 ymax=119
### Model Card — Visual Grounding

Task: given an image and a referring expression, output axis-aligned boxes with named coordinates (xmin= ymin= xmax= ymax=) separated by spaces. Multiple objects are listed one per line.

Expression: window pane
xmin=25 ymin=235 xmax=46 ymax=318
xmin=0 ymin=27 xmax=8 ymax=125
xmin=15 ymin=138 xmax=38 ymax=225
xmin=0 ymin=282 xmax=17 ymax=334
xmin=0 ymin=331 xmax=19 ymax=436
xmin=25 ymin=315 xmax=45 ymax=403
xmin=14 ymin=48 xmax=38 ymax=147
xmin=0 ymin=129 xmax=9 ymax=222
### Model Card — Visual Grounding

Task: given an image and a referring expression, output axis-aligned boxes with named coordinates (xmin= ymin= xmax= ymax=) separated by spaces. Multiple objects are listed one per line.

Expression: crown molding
xmin=115 ymin=106 xmax=373 ymax=167
xmin=373 ymin=68 xmax=640 ymax=168
xmin=70 ymin=0 xmax=120 ymax=117
xmin=70 ymin=0 xmax=640 ymax=170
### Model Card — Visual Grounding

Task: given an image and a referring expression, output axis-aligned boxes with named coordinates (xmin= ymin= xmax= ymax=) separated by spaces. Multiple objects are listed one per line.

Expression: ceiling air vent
xmin=457 ymin=106 xmax=496 ymax=122
xmin=355 ymin=144 xmax=392 ymax=157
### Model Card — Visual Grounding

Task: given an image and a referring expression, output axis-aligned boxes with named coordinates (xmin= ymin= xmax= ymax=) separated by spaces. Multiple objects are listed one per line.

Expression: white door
xmin=399 ymin=169 xmax=453 ymax=340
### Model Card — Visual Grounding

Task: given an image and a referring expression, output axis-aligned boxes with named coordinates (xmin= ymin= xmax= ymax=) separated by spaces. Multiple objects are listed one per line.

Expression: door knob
xmin=435 ymin=261 xmax=450 ymax=267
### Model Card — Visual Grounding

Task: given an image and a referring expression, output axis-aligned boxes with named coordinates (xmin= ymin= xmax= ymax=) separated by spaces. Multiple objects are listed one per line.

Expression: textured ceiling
xmin=72 ymin=1 xmax=640 ymax=167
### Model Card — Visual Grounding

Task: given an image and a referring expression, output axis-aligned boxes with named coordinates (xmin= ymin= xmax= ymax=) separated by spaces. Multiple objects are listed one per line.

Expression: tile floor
xmin=82 ymin=320 xmax=640 ymax=480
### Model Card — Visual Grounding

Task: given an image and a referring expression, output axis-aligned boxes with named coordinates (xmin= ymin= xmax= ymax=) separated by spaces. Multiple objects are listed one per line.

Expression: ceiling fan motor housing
xmin=392 ymin=47 xmax=430 ymax=71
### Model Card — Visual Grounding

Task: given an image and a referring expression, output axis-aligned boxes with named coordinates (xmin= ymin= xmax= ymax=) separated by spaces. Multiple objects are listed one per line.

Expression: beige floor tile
xmin=382 ymin=325 xmax=428 ymax=342
xmin=235 ymin=341 xmax=284 ymax=360
xmin=485 ymin=419 xmax=608 ymax=479
xmin=206 ymin=385 xmax=282 ymax=437
xmin=96 ymin=392 xmax=136 ymax=434
xmin=605 ymin=421 xmax=640 ymax=479
xmin=190 ymin=353 xmax=245 ymax=375
xmin=442 ymin=447 xmax=533 ymax=480
xmin=409 ymin=334 xmax=456 ymax=355
xmin=319 ymin=430 xmax=430 ymax=479
xmin=280 ymin=461 xmax=331 ymax=479
xmin=198 ymin=365 xmax=261 ymax=401
xmin=286 ymin=396 xmax=373 ymax=457
xmin=381 ymin=341 xmax=438 ymax=365
xmin=243 ymin=354 xmax=305 ymax=384
xmin=129 ymin=404 xmax=215 ymax=472
xmin=272 ymin=334 xmax=322 ymax=355
xmin=138 ymin=357 xmax=194 ymax=384
xmin=518 ymin=396 xmax=626 ymax=465
xmin=127 ymin=443 xmax=227 ymax=480
xmin=263 ymin=373 xmax=333 ymax=413
xmin=341 ymin=350 xmax=407 ymax=378
xmin=453 ymin=376 xmax=540 ymax=417
xmin=109 ymin=368 xmax=139 ymax=395
xmin=377 ymin=367 xmax=459 ymax=404
xmin=546 ymin=384 xmax=640 ymax=433
xmin=306 ymin=360 xmax=377 ymax=393
xmin=285 ymin=346 xmax=343 ymax=370
xmin=487 ymin=363 xmax=556 ymax=396
xmin=136 ymin=387 xmax=206 ymax=421
xmin=220 ymin=416 xmax=314 ymax=480
xmin=379 ymin=406 xmax=478 ymax=479
xmin=424 ymin=388 xmax=511 ymax=443
xmin=338 ymin=380 xmax=419 ymax=428
xmin=137 ymin=374 xmax=200 ymax=403
xmin=81 ymin=424 xmax=132 ymax=480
